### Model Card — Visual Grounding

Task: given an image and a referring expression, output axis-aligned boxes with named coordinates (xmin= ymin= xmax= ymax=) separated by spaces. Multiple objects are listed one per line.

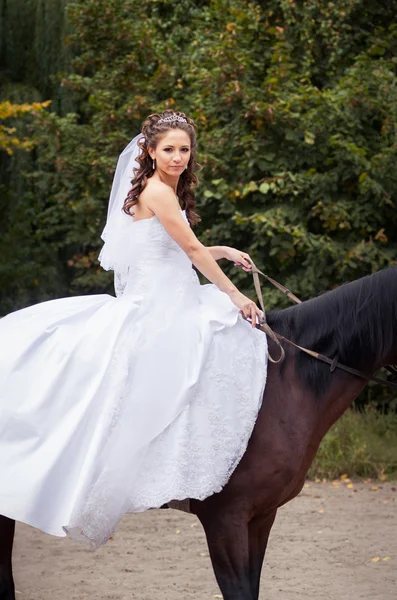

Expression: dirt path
xmin=13 ymin=481 xmax=396 ymax=599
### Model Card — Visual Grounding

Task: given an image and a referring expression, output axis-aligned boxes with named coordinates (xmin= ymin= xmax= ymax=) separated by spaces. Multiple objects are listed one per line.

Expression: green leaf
xmin=259 ymin=182 xmax=271 ymax=194
xmin=304 ymin=131 xmax=316 ymax=145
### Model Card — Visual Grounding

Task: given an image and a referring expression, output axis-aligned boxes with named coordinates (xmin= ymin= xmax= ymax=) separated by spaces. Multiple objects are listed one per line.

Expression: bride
xmin=0 ymin=109 xmax=268 ymax=549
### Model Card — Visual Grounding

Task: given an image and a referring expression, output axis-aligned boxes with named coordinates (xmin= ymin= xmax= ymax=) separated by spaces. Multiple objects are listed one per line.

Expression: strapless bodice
xmin=117 ymin=209 xmax=198 ymax=299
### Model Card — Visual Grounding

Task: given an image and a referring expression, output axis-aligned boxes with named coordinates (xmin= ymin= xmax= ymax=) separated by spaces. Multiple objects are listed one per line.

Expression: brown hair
xmin=123 ymin=109 xmax=201 ymax=226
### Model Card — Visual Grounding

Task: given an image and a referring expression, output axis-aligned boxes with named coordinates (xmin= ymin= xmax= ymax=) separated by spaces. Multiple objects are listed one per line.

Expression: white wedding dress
xmin=0 ymin=209 xmax=268 ymax=548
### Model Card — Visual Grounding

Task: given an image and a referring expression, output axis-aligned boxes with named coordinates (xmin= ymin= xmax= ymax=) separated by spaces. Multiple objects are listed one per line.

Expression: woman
xmin=0 ymin=110 xmax=268 ymax=548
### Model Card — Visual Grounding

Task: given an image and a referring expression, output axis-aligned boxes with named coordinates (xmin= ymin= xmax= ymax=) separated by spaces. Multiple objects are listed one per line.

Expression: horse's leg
xmin=248 ymin=510 xmax=277 ymax=600
xmin=198 ymin=509 xmax=253 ymax=600
xmin=0 ymin=516 xmax=15 ymax=600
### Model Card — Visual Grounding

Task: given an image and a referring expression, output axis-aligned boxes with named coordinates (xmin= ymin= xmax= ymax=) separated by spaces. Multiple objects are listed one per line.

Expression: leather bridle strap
xmin=268 ymin=330 xmax=397 ymax=390
xmin=250 ymin=262 xmax=302 ymax=305
xmin=248 ymin=259 xmax=397 ymax=390
xmin=249 ymin=262 xmax=285 ymax=364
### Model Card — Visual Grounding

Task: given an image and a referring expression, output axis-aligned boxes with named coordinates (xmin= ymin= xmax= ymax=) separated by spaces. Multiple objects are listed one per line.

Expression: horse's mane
xmin=267 ymin=267 xmax=397 ymax=397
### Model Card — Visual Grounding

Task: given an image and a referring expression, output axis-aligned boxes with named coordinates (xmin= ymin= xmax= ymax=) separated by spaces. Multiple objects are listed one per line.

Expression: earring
xmin=152 ymin=159 xmax=155 ymax=170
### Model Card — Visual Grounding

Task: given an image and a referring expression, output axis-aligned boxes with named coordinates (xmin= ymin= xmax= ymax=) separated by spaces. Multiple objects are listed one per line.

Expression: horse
xmin=1 ymin=266 xmax=396 ymax=600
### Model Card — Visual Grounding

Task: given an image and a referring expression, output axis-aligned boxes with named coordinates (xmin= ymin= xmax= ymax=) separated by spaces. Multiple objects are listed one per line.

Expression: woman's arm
xmin=144 ymin=185 xmax=262 ymax=326
xmin=207 ymin=246 xmax=253 ymax=272
xmin=145 ymin=186 xmax=236 ymax=294
xmin=207 ymin=246 xmax=227 ymax=261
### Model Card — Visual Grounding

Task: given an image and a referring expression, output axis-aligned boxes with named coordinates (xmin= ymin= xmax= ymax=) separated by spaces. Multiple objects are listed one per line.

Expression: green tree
xmin=2 ymin=0 xmax=397 ymax=324
xmin=181 ymin=1 xmax=397 ymax=304
xmin=0 ymin=100 xmax=50 ymax=154
xmin=0 ymin=0 xmax=76 ymax=314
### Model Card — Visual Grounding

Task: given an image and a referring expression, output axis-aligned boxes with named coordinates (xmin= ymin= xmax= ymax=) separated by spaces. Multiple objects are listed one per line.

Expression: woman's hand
xmin=223 ymin=247 xmax=253 ymax=272
xmin=228 ymin=290 xmax=263 ymax=329
xmin=222 ymin=248 xmax=261 ymax=327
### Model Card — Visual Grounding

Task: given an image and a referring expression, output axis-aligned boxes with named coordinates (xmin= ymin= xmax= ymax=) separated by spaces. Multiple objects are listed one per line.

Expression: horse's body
xmin=1 ymin=267 xmax=396 ymax=600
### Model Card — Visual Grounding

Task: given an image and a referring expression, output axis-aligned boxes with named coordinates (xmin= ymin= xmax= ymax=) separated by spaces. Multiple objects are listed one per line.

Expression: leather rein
xmin=247 ymin=260 xmax=397 ymax=390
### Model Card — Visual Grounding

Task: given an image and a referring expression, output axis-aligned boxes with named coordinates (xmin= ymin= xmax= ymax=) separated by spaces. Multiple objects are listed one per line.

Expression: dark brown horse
xmin=1 ymin=267 xmax=396 ymax=600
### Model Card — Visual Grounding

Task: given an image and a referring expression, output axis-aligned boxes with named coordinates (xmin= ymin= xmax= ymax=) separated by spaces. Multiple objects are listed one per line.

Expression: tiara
xmin=157 ymin=115 xmax=187 ymax=124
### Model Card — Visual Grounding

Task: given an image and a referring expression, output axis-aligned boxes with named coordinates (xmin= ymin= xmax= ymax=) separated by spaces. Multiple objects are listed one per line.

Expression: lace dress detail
xmin=0 ymin=210 xmax=268 ymax=549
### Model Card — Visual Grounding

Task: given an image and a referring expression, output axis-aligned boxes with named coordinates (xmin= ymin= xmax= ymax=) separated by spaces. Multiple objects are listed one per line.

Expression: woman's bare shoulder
xmin=140 ymin=180 xmax=176 ymax=201
xmin=136 ymin=181 xmax=177 ymax=218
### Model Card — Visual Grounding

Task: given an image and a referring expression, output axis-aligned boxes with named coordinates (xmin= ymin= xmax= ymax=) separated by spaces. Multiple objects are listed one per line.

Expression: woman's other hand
xmin=223 ymin=247 xmax=253 ymax=272
xmin=228 ymin=290 xmax=263 ymax=328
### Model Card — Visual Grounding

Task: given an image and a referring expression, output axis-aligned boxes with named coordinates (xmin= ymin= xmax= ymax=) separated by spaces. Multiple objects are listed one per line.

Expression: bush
xmin=309 ymin=408 xmax=397 ymax=480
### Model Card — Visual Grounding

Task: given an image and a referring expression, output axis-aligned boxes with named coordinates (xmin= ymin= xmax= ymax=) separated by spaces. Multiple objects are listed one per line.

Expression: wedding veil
xmin=98 ymin=133 xmax=144 ymax=295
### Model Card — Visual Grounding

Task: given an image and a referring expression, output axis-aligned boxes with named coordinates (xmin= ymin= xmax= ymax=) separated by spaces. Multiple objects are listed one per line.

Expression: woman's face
xmin=149 ymin=129 xmax=191 ymax=176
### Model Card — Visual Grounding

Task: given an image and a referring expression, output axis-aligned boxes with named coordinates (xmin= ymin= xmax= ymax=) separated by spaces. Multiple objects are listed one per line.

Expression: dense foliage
xmin=1 ymin=0 xmax=396 ymax=406
xmin=0 ymin=101 xmax=51 ymax=154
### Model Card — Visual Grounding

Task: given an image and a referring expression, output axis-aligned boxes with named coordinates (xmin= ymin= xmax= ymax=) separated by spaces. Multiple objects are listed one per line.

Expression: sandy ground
xmin=13 ymin=481 xmax=396 ymax=600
